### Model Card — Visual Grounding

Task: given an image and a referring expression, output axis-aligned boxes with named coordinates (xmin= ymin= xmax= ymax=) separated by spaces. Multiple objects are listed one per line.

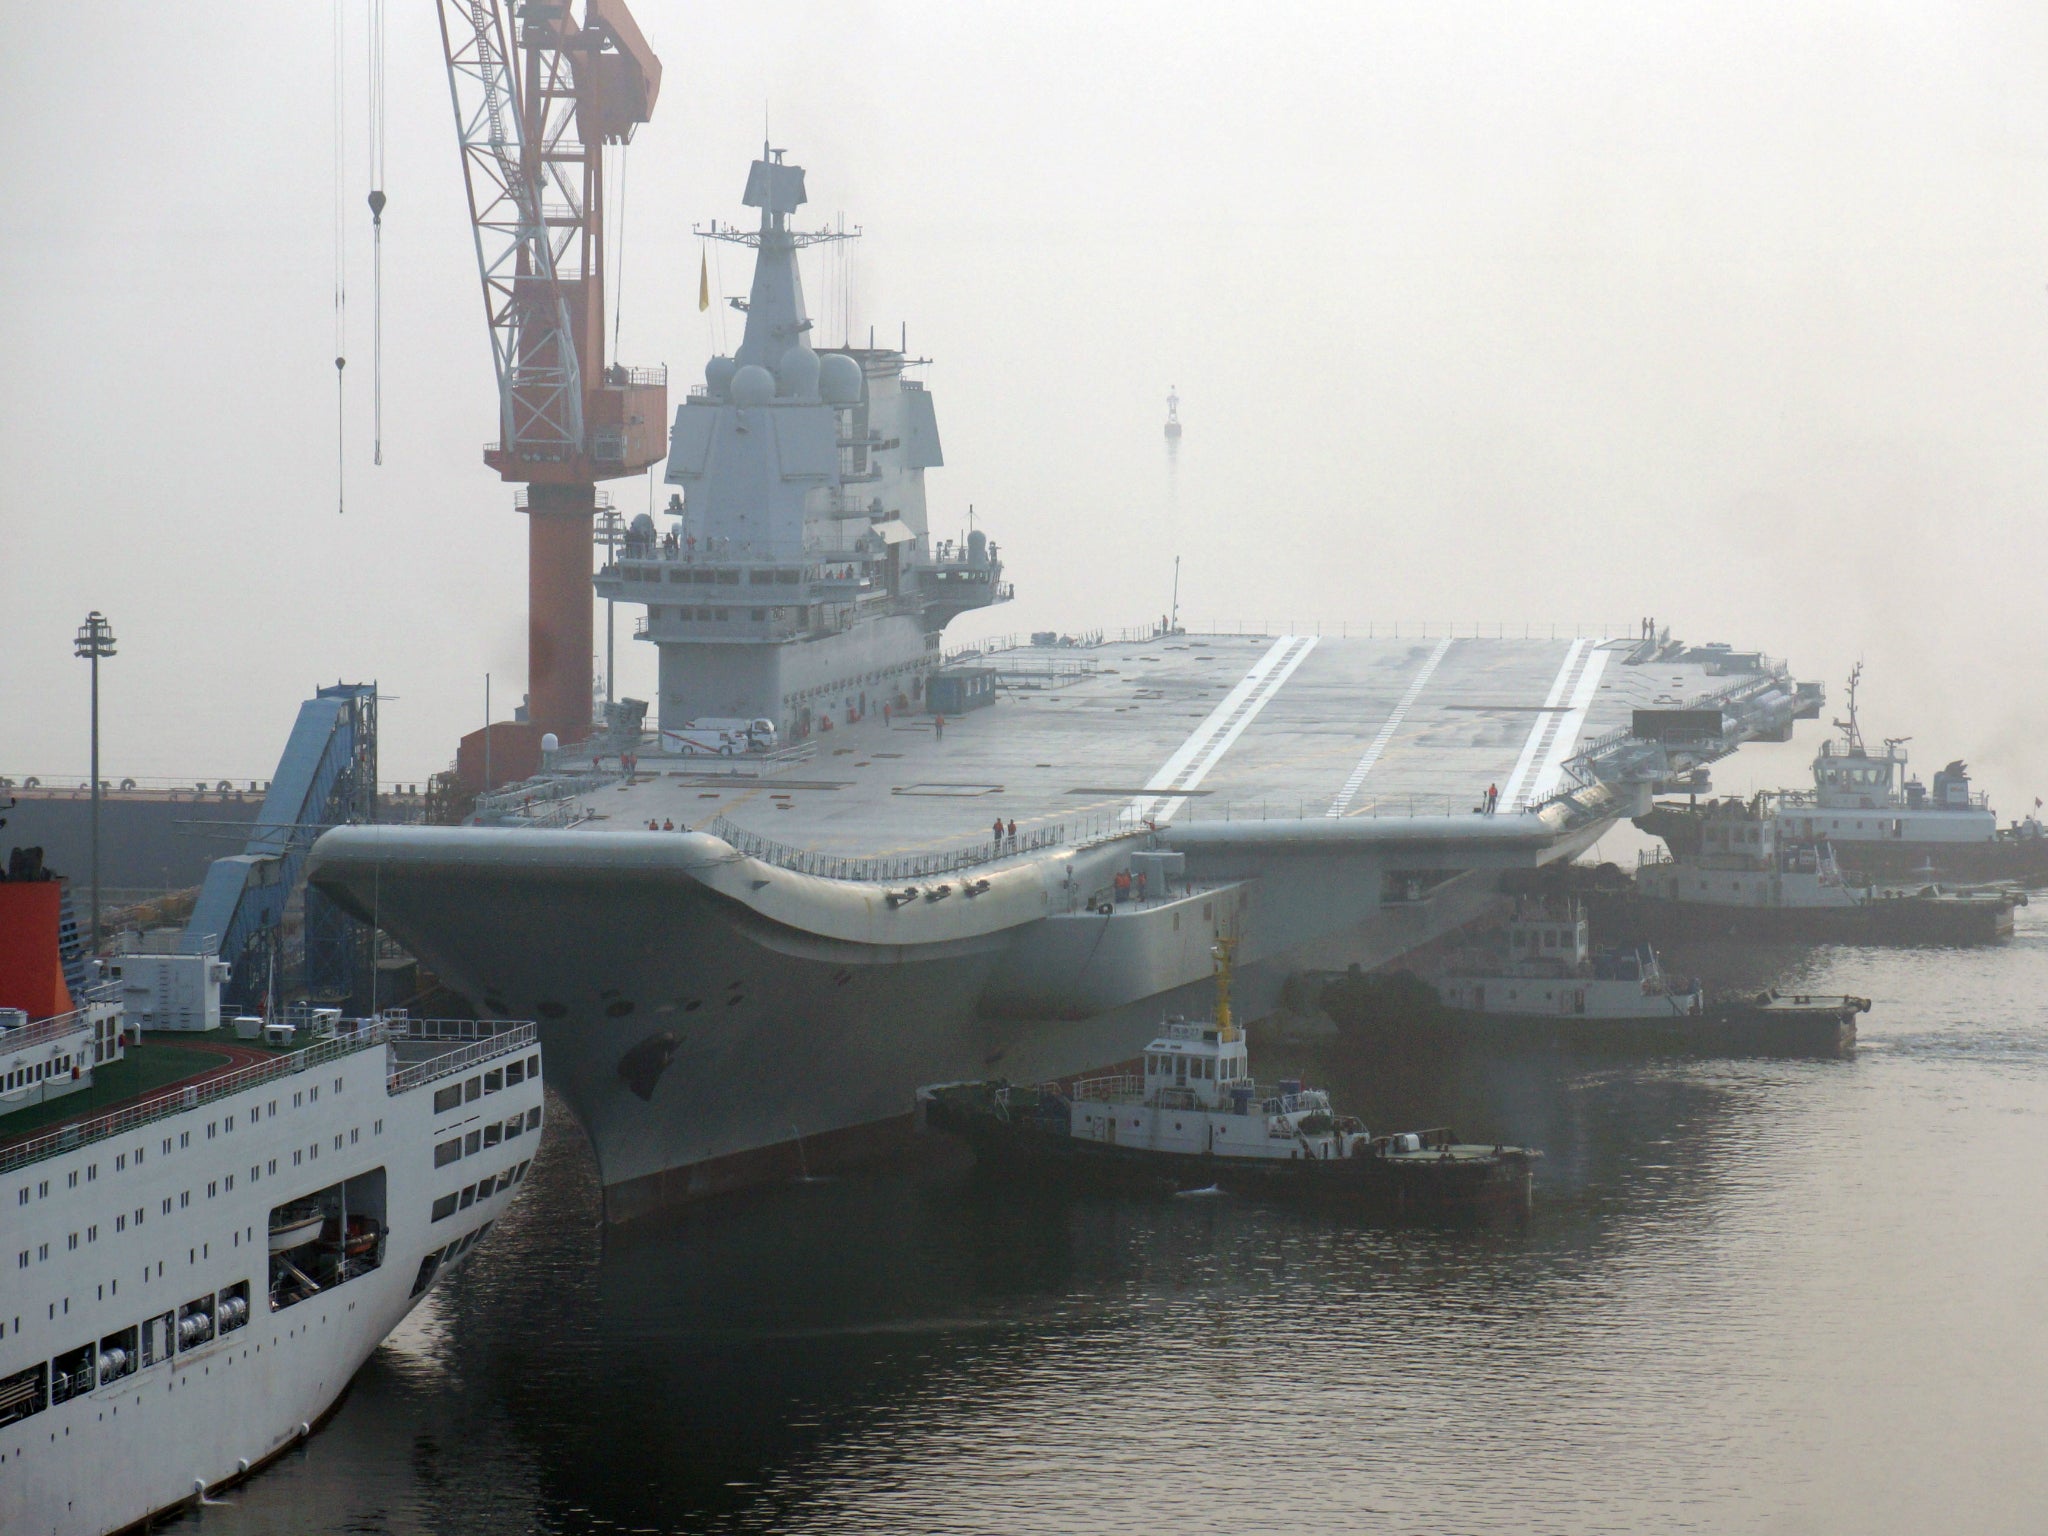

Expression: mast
xmin=1832 ymin=663 xmax=1865 ymax=756
xmin=1212 ymin=937 xmax=1238 ymax=1042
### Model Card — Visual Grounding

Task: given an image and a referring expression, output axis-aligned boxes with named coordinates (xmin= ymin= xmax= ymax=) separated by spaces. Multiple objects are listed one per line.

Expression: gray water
xmin=188 ymin=911 xmax=2048 ymax=1534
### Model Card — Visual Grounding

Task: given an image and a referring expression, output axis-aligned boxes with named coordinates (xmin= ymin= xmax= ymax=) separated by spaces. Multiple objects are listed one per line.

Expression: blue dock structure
xmin=184 ymin=684 xmax=378 ymax=1008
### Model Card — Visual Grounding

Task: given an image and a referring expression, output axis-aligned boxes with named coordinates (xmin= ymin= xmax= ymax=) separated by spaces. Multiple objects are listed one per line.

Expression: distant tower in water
xmin=1164 ymin=387 xmax=1182 ymax=446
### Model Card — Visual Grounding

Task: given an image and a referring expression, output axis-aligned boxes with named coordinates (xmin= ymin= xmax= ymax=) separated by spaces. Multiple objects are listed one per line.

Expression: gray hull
xmin=309 ymin=823 xmax=1533 ymax=1219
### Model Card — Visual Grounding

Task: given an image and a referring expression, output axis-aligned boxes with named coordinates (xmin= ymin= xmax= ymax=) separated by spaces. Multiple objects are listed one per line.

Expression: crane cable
xmin=367 ymin=0 xmax=387 ymax=466
xmin=332 ymin=0 xmax=347 ymax=513
xmin=611 ymin=141 xmax=629 ymax=362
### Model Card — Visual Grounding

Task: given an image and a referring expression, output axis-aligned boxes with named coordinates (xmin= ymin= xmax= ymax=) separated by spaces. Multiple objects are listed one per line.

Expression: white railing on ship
xmin=1071 ymin=1073 xmax=1142 ymax=1101
xmin=1262 ymin=1089 xmax=1329 ymax=1116
xmin=0 ymin=1026 xmax=387 ymax=1176
xmin=0 ymin=990 xmax=115 ymax=1055
xmin=0 ymin=1021 xmax=534 ymax=1176
xmin=704 ymin=813 xmax=1142 ymax=883
xmin=387 ymin=1024 xmax=537 ymax=1093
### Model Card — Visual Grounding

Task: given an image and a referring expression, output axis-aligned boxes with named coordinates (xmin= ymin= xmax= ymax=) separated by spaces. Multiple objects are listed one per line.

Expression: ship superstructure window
xmin=268 ymin=1168 xmax=387 ymax=1313
xmin=141 ymin=1309 xmax=174 ymax=1366
xmin=434 ymin=1085 xmax=462 ymax=1114
xmin=0 ymin=1361 xmax=48 ymax=1427
xmin=97 ymin=1324 xmax=138 ymax=1385
xmin=50 ymin=1343 xmax=93 ymax=1404
xmin=219 ymin=1280 xmax=250 ymax=1333
xmin=410 ymin=1250 xmax=444 ymax=1296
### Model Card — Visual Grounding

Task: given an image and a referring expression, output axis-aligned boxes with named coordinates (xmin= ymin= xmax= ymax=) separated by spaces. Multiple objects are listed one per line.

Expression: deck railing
xmin=0 ymin=1020 xmax=535 ymax=1176
xmin=1070 ymin=1073 xmax=1142 ymax=1102
xmin=387 ymin=1024 xmax=536 ymax=1094
xmin=703 ymin=814 xmax=1139 ymax=883
xmin=0 ymin=1026 xmax=391 ymax=1176
xmin=0 ymin=989 xmax=118 ymax=1055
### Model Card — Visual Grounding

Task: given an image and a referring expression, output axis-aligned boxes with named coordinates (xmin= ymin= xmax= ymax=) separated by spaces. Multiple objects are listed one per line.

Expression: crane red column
xmin=439 ymin=0 xmax=665 ymax=784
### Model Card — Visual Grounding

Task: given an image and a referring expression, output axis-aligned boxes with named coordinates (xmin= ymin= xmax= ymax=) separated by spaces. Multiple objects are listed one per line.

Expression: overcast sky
xmin=6 ymin=1 xmax=2048 ymax=812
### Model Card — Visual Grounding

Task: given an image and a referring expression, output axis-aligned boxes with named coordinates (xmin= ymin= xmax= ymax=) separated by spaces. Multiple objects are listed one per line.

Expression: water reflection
xmin=190 ymin=912 xmax=2048 ymax=1534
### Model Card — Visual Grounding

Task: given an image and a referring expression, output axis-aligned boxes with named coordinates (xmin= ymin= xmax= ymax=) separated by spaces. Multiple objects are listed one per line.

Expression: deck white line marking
xmin=1496 ymin=639 xmax=1586 ymax=812
xmin=1325 ymin=637 xmax=1454 ymax=817
xmin=1526 ymin=643 xmax=1615 ymax=806
xmin=1122 ymin=635 xmax=1319 ymax=826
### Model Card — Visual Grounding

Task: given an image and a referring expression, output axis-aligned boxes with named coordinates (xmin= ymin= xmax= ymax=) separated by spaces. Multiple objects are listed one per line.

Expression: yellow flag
xmin=698 ymin=247 xmax=710 ymax=312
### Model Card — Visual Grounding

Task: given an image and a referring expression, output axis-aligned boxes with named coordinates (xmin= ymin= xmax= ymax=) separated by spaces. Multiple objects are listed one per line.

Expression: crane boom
xmin=436 ymin=0 xmax=585 ymax=463
xmin=435 ymin=0 xmax=666 ymax=758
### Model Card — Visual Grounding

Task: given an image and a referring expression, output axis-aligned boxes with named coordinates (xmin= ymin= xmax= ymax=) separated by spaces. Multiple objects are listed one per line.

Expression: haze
xmin=5 ymin=1 xmax=2046 ymax=815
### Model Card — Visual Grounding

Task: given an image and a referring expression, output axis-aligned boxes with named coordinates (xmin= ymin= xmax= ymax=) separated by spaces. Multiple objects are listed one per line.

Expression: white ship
xmin=308 ymin=149 xmax=1813 ymax=1223
xmin=1434 ymin=899 xmax=1703 ymax=1021
xmin=1615 ymin=793 xmax=2020 ymax=945
xmin=1640 ymin=665 xmax=2048 ymax=886
xmin=0 ymin=891 xmax=543 ymax=1534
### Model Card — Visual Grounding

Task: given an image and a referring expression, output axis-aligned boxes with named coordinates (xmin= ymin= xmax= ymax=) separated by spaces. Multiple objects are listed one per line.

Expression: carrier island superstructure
xmin=308 ymin=149 xmax=1816 ymax=1223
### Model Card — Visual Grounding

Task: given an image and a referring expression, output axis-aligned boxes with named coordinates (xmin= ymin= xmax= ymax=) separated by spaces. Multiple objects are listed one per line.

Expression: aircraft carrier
xmin=309 ymin=149 xmax=1812 ymax=1222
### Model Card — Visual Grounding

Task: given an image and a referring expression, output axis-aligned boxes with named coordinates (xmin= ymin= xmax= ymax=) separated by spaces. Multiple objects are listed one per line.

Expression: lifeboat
xmin=323 ymin=1213 xmax=381 ymax=1258
xmin=267 ymin=1209 xmax=324 ymax=1254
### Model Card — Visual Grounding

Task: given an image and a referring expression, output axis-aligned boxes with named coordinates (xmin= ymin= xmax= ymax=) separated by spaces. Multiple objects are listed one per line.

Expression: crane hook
xmin=367 ymin=189 xmax=386 ymax=225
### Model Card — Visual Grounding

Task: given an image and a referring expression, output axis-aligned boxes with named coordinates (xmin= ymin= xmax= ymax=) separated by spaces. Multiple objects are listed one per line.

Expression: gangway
xmin=183 ymin=684 xmax=377 ymax=1008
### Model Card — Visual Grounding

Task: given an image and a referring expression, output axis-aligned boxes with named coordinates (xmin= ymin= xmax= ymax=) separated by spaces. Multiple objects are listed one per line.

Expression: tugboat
xmin=1638 ymin=666 xmax=2048 ymax=887
xmin=920 ymin=944 xmax=1537 ymax=1219
xmin=1606 ymin=794 xmax=2021 ymax=946
xmin=1335 ymin=897 xmax=1869 ymax=1057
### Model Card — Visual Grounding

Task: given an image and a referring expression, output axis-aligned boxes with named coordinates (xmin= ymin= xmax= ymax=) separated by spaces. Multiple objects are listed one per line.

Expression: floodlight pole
xmin=73 ymin=612 xmax=117 ymax=949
